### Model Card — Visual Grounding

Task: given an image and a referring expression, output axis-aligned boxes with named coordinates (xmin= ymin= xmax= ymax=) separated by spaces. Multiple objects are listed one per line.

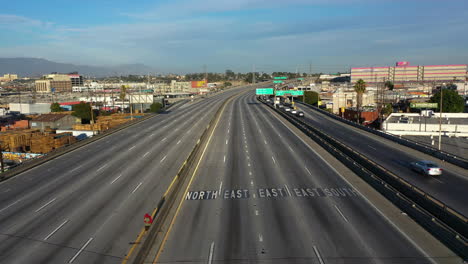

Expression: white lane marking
xmin=0 ymin=199 xmax=21 ymax=213
xmin=368 ymin=145 xmax=377 ymax=151
xmin=228 ymin=129 xmax=230 ymax=133
xmin=224 ymin=155 xmax=226 ymax=163
xmin=288 ymin=146 xmax=293 ymax=151
xmin=247 ymin=156 xmax=250 ymax=160
xmin=129 ymin=145 xmax=136 ymax=150
xmin=246 ymin=150 xmax=248 ymax=153
xmin=258 ymin=234 xmax=263 ymax=242
xmin=2 ymin=188 xmax=11 ymax=193
xmin=248 ymin=163 xmax=251 ymax=167
xmin=44 ymin=220 xmax=69 ymax=240
xmin=313 ymin=246 xmax=325 ymax=264
xmin=150 ymin=133 xmax=155 ymax=137
xmin=68 ymin=237 xmax=93 ymax=263
xmin=334 ymin=205 xmax=349 ymax=222
xmin=110 ymin=174 xmax=122 ymax=184
xmin=226 ymin=140 xmax=228 ymax=145
xmin=249 ymin=172 xmax=252 ymax=176
xmin=255 ymin=210 xmax=259 ymax=216
xmin=219 ymin=181 xmax=223 ymax=194
xmin=97 ymin=164 xmax=108 ymax=172
xmin=132 ymin=182 xmax=143 ymax=194
xmin=160 ymin=155 xmax=167 ymax=163
xmin=271 ymin=156 xmax=276 ymax=164
xmin=264 ymin=140 xmax=267 ymax=145
xmin=163 ymin=125 xmax=168 ymax=129
xmin=305 ymin=167 xmax=312 ymax=176
xmin=143 ymin=151 xmax=150 ymax=158
xmin=161 ymin=137 xmax=167 ymax=142
xmin=253 ymin=193 xmax=256 ymax=198
xmin=70 ymin=165 xmax=83 ymax=173
xmin=284 ymin=184 xmax=292 ymax=197
xmin=250 ymin=180 xmax=254 ymax=186
xmin=208 ymin=242 xmax=215 ymax=264
xmin=35 ymin=198 xmax=57 ymax=213
xmin=177 ymin=140 xmax=181 ymax=145
xmin=433 ymin=178 xmax=444 ymax=184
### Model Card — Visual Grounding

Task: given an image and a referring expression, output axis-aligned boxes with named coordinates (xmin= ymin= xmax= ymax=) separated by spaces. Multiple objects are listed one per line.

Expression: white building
xmin=383 ymin=113 xmax=468 ymax=137
xmin=9 ymin=103 xmax=51 ymax=114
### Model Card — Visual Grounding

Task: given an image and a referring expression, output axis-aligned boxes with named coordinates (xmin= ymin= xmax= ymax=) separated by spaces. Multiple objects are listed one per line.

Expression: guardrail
xmin=259 ymin=98 xmax=468 ymax=260
xmin=127 ymin=93 xmax=237 ymax=264
xmin=0 ymin=100 xmax=187 ymax=182
xmin=297 ymin=101 xmax=468 ymax=169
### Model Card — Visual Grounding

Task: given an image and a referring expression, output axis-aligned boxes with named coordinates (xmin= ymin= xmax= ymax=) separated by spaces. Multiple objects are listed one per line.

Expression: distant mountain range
xmin=0 ymin=58 xmax=155 ymax=78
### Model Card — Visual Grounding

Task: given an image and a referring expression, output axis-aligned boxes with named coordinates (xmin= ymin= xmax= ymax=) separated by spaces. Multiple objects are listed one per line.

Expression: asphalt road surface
xmin=156 ymin=92 xmax=434 ymax=264
xmin=294 ymin=103 xmax=468 ymax=216
xmin=0 ymin=86 xmax=252 ymax=264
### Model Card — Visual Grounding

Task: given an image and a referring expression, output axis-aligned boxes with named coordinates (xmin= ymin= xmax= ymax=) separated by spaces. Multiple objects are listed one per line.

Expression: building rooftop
xmin=31 ymin=114 xmax=71 ymax=122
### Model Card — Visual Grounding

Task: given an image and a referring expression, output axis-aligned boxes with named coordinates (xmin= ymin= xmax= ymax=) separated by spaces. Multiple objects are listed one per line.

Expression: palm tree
xmin=354 ymin=79 xmax=367 ymax=123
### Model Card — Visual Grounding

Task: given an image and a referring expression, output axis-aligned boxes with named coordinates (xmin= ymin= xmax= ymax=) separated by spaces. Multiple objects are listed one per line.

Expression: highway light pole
xmin=438 ymin=83 xmax=445 ymax=151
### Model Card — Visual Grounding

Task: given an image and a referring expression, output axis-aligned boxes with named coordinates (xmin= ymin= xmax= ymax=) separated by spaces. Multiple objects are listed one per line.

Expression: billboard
xmin=396 ymin=61 xmax=410 ymax=66
xmin=191 ymin=80 xmax=207 ymax=88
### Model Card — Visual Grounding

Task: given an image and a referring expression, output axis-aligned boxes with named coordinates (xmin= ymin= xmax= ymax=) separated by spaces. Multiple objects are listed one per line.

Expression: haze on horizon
xmin=1 ymin=0 xmax=467 ymax=74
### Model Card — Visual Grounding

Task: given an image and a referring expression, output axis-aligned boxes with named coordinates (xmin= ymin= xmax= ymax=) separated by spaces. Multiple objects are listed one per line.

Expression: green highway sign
xmin=297 ymin=78 xmax=304 ymax=80
xmin=273 ymin=80 xmax=284 ymax=84
xmin=274 ymin=76 xmax=288 ymax=80
xmin=410 ymin=103 xmax=438 ymax=108
xmin=275 ymin=90 xmax=304 ymax=96
xmin=256 ymin=88 xmax=274 ymax=95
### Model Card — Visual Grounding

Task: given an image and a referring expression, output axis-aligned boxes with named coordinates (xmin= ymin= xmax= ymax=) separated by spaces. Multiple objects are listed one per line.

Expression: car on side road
xmin=291 ymin=109 xmax=298 ymax=114
xmin=410 ymin=160 xmax=442 ymax=176
xmin=296 ymin=111 xmax=304 ymax=117
xmin=285 ymin=107 xmax=291 ymax=112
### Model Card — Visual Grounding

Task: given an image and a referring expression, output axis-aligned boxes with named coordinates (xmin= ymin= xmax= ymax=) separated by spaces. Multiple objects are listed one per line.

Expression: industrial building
xmin=351 ymin=63 xmax=467 ymax=83
xmin=30 ymin=114 xmax=78 ymax=131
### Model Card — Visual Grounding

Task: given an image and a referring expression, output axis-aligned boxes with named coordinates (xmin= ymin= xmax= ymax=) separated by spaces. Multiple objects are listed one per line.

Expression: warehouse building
xmin=351 ymin=63 xmax=467 ymax=83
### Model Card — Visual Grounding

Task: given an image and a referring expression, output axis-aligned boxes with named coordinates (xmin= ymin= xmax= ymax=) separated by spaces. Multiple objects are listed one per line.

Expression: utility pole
xmin=0 ymin=141 xmax=4 ymax=173
xmin=438 ymin=84 xmax=445 ymax=150
xmin=252 ymin=64 xmax=256 ymax=84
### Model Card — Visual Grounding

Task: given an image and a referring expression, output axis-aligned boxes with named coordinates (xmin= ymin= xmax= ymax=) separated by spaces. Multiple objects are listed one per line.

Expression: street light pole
xmin=438 ymin=84 xmax=445 ymax=150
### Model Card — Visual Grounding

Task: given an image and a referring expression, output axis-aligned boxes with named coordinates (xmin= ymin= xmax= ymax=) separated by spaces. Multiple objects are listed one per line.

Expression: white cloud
xmin=0 ymin=14 xmax=53 ymax=29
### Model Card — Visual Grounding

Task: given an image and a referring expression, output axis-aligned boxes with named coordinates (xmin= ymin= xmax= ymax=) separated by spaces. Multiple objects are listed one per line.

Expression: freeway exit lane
xmin=155 ymin=92 xmax=435 ymax=264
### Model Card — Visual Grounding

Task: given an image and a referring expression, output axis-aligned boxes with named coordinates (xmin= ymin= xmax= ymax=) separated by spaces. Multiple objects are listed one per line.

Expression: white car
xmin=291 ymin=110 xmax=297 ymax=114
xmin=410 ymin=161 xmax=442 ymax=176
xmin=285 ymin=108 xmax=291 ymax=112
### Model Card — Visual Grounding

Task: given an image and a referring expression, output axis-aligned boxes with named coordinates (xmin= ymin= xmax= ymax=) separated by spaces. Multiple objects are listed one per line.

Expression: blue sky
xmin=1 ymin=0 xmax=467 ymax=73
